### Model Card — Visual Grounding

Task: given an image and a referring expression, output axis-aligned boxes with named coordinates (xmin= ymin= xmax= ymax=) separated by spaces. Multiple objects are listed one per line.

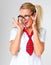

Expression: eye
xmin=24 ymin=15 xmax=30 ymax=19
xmin=18 ymin=15 xmax=26 ymax=22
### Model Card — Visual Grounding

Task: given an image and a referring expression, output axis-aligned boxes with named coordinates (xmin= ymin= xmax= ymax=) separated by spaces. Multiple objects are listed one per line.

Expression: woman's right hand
xmin=12 ymin=17 xmax=24 ymax=33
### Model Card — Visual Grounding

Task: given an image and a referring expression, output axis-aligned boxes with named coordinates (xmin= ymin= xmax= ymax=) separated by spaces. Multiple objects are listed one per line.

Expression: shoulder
xmin=40 ymin=27 xmax=46 ymax=35
xmin=9 ymin=27 xmax=18 ymax=41
xmin=39 ymin=27 xmax=46 ymax=43
xmin=10 ymin=27 xmax=18 ymax=35
xmin=10 ymin=27 xmax=18 ymax=32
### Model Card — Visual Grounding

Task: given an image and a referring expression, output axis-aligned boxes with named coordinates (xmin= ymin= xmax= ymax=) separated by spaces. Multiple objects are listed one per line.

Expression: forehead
xmin=20 ymin=9 xmax=31 ymax=16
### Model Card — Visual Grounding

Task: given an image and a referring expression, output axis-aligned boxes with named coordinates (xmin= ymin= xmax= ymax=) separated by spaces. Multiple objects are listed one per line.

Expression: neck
xmin=26 ymin=26 xmax=32 ymax=35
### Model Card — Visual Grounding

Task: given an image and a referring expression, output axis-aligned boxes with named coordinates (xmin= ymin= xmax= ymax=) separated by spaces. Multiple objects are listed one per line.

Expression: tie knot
xmin=23 ymin=27 xmax=33 ymax=38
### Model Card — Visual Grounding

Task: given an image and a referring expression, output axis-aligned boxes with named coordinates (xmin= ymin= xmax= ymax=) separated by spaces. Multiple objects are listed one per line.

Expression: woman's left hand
xmin=32 ymin=21 xmax=38 ymax=36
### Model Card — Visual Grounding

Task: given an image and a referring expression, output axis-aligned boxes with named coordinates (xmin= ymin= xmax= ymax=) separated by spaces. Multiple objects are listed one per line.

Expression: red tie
xmin=23 ymin=28 xmax=34 ymax=55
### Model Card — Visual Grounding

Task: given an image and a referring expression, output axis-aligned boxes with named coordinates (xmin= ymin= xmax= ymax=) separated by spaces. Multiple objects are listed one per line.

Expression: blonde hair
xmin=20 ymin=2 xmax=43 ymax=33
xmin=35 ymin=5 xmax=43 ymax=33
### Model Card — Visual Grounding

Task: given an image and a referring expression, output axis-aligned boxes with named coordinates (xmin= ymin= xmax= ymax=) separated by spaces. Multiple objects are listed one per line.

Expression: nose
xmin=22 ymin=18 xmax=28 ymax=23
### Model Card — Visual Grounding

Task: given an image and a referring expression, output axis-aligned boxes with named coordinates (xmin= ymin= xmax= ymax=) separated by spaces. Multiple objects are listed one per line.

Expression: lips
xmin=25 ymin=22 xmax=28 ymax=25
xmin=24 ymin=21 xmax=28 ymax=26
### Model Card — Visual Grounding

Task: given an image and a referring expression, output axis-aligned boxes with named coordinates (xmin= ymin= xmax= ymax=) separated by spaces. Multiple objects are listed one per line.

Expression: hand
xmin=31 ymin=15 xmax=38 ymax=35
xmin=12 ymin=17 xmax=24 ymax=32
xmin=32 ymin=20 xmax=38 ymax=36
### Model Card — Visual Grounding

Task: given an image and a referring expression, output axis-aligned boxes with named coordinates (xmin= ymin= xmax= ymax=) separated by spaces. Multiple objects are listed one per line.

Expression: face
xmin=18 ymin=9 xmax=34 ymax=28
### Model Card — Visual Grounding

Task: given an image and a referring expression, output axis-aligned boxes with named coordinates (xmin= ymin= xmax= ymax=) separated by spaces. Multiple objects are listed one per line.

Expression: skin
xmin=10 ymin=9 xmax=44 ymax=56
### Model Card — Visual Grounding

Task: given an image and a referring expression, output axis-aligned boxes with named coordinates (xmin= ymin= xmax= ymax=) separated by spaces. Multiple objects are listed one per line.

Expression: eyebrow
xmin=18 ymin=15 xmax=25 ymax=19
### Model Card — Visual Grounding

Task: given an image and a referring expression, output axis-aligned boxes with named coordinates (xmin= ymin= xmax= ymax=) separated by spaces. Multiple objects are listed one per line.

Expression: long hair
xmin=20 ymin=2 xmax=43 ymax=33
xmin=35 ymin=5 xmax=43 ymax=33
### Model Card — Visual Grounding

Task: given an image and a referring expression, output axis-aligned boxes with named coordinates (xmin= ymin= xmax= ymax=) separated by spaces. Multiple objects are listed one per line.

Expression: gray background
xmin=0 ymin=0 xmax=51 ymax=65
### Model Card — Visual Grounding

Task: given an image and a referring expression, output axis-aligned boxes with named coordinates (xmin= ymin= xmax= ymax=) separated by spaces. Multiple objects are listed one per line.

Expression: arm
xmin=9 ymin=18 xmax=24 ymax=55
xmin=33 ymin=34 xmax=44 ymax=56
xmin=10 ymin=30 xmax=22 ymax=55
xmin=32 ymin=22 xmax=45 ymax=56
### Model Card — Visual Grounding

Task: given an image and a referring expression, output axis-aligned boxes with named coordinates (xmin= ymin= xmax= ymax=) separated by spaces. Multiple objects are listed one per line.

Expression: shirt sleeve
xmin=9 ymin=27 xmax=18 ymax=41
xmin=39 ymin=28 xmax=46 ymax=43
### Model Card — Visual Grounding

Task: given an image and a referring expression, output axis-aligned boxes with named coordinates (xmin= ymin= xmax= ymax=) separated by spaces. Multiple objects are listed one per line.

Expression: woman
xmin=9 ymin=2 xmax=46 ymax=65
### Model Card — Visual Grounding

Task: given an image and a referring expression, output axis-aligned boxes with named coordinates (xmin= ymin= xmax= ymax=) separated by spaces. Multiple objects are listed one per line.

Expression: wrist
xmin=33 ymin=33 xmax=39 ymax=43
xmin=18 ymin=29 xmax=23 ymax=35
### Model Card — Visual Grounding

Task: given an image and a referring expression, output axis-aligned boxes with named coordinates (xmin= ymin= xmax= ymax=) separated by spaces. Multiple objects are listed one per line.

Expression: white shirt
xmin=9 ymin=27 xmax=46 ymax=65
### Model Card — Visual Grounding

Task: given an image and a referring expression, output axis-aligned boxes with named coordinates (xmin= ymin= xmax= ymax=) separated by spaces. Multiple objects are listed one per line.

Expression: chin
xmin=25 ymin=25 xmax=32 ymax=29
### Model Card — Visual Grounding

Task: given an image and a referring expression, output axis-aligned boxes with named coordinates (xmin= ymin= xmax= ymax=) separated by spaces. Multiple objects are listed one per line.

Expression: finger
xmin=12 ymin=17 xmax=18 ymax=23
xmin=12 ymin=17 xmax=15 ymax=27
xmin=12 ymin=21 xmax=16 ymax=27
xmin=32 ymin=22 xmax=36 ymax=29
xmin=33 ymin=21 xmax=36 ymax=26
xmin=12 ymin=20 xmax=18 ymax=27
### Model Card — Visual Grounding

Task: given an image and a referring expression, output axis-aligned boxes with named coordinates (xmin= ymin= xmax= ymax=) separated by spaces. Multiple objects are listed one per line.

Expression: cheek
xmin=29 ymin=19 xmax=33 ymax=24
